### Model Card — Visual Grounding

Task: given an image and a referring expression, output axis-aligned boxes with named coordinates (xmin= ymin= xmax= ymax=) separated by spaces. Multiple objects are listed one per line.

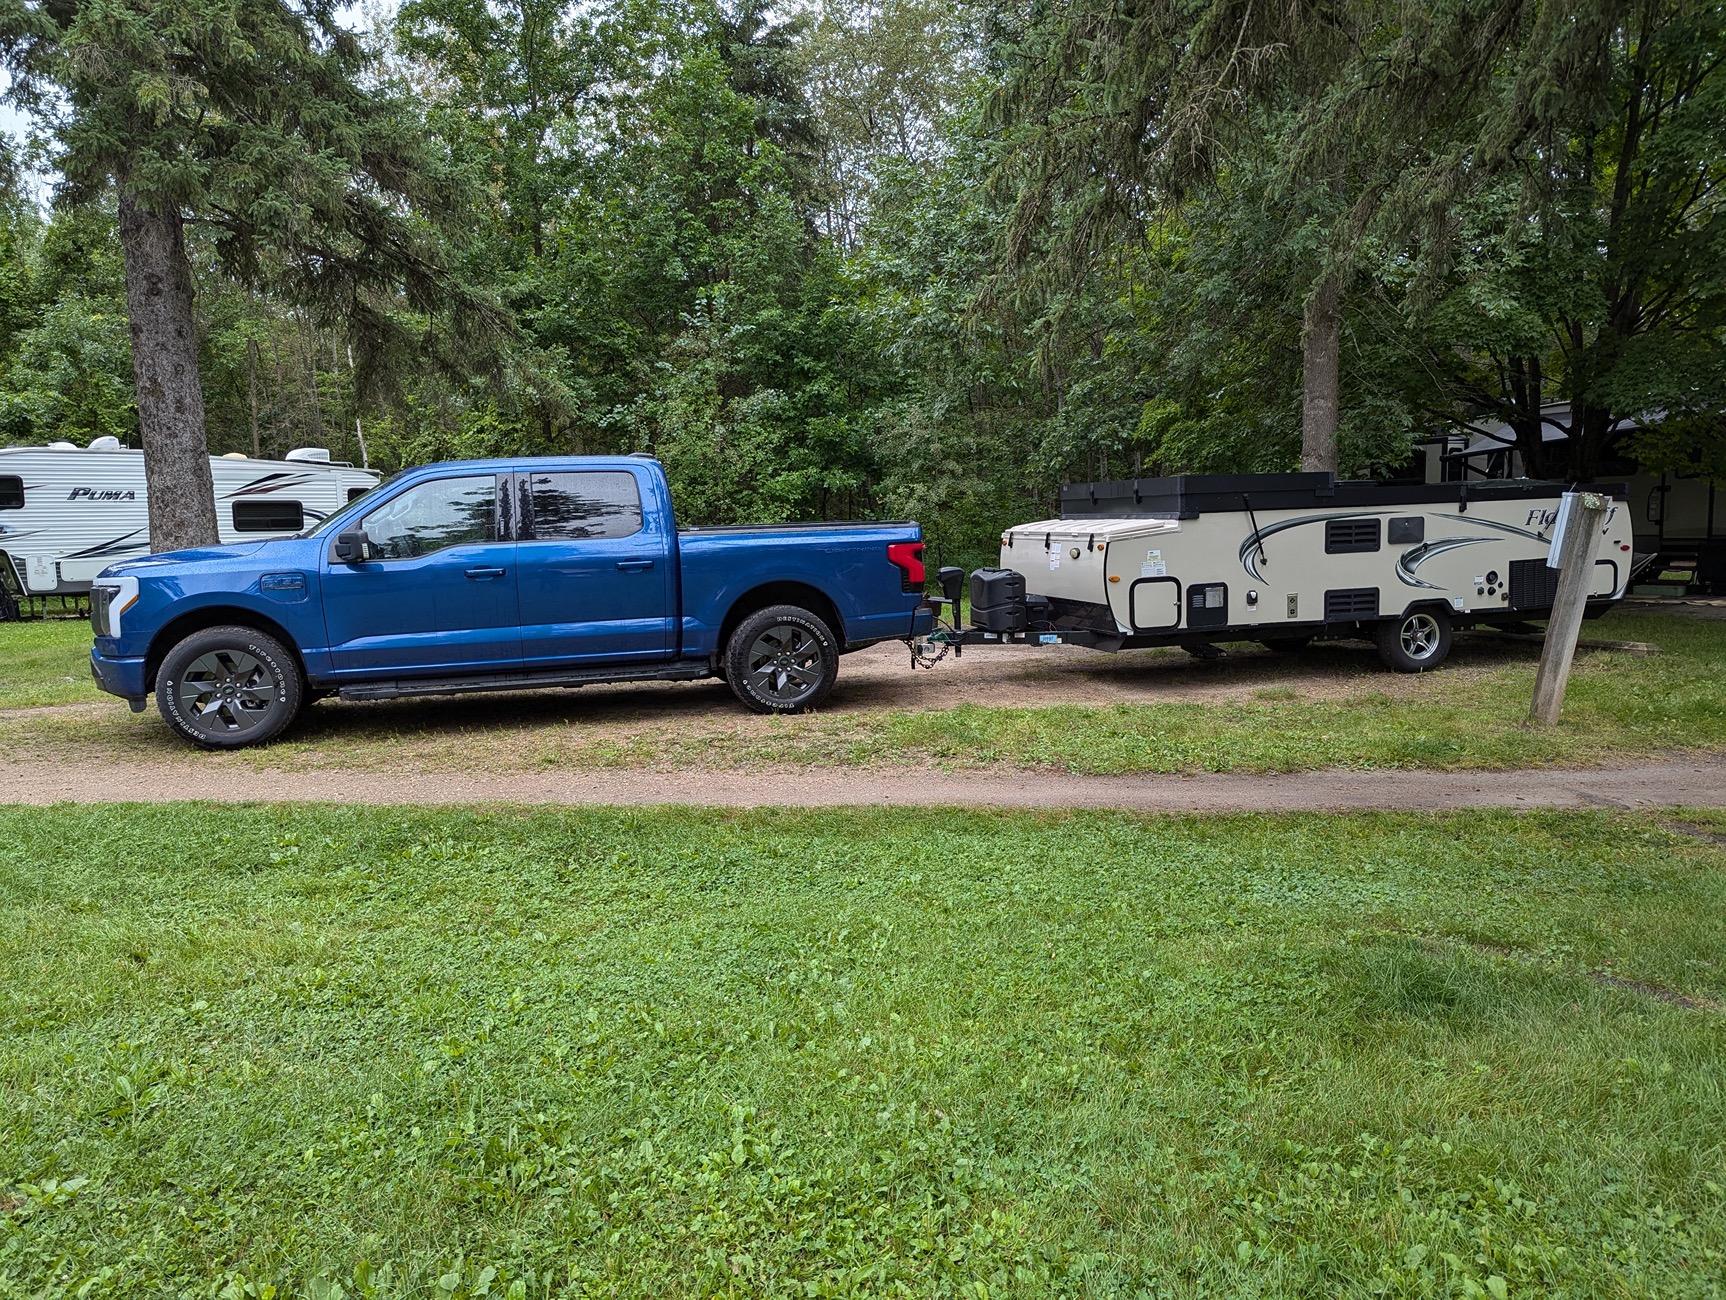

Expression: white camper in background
xmin=0 ymin=441 xmax=379 ymax=615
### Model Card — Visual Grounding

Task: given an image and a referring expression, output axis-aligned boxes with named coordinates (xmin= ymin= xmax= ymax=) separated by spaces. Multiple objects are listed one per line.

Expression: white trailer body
xmin=0 ymin=444 xmax=378 ymax=599
xmin=992 ymin=473 xmax=1633 ymax=650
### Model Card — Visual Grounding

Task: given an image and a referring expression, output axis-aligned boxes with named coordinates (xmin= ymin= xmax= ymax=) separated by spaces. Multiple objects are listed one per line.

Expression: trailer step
xmin=337 ymin=661 xmax=711 ymax=702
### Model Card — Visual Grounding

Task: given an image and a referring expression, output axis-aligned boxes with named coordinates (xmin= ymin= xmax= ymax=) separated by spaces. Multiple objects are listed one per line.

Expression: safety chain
xmin=906 ymin=636 xmax=953 ymax=670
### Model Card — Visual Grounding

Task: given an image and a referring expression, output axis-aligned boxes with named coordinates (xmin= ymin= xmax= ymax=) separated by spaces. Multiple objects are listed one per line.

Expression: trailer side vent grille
xmin=1324 ymin=588 xmax=1379 ymax=621
xmin=1508 ymin=558 xmax=1560 ymax=611
xmin=1325 ymin=518 xmax=1381 ymax=553
xmin=1187 ymin=582 xmax=1228 ymax=628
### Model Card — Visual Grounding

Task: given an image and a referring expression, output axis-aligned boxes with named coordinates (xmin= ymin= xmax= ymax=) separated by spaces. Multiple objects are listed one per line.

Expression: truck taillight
xmin=887 ymin=541 xmax=925 ymax=590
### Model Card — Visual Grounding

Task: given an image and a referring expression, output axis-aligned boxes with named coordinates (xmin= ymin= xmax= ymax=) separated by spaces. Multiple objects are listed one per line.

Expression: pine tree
xmin=0 ymin=0 xmax=492 ymax=549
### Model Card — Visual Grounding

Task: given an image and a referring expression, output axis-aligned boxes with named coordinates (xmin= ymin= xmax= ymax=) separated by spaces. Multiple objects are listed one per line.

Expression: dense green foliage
xmin=1 ymin=804 xmax=1723 ymax=1294
xmin=0 ymin=0 xmax=1720 ymax=563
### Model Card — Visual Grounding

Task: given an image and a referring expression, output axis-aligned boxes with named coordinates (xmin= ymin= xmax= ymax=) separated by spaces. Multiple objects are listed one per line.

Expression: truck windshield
xmin=305 ymin=472 xmax=404 ymax=536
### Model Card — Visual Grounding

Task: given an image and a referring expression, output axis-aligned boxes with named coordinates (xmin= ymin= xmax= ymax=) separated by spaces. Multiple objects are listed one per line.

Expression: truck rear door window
xmin=527 ymin=471 xmax=642 ymax=540
xmin=0 ymin=476 xmax=22 ymax=509
xmin=232 ymin=500 xmax=305 ymax=532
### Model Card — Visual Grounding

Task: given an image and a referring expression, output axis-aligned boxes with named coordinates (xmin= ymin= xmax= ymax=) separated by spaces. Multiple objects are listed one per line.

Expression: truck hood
xmin=99 ymin=539 xmax=275 ymax=577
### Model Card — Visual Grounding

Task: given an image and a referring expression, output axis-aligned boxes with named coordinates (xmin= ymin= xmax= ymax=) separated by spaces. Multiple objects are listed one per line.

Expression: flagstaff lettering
xmin=1526 ymin=505 xmax=1616 ymax=528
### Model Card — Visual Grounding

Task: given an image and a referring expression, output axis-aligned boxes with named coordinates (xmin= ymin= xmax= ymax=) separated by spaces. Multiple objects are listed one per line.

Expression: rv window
xmin=232 ymin=500 xmax=306 ymax=532
xmin=347 ymin=486 xmax=370 ymax=502
xmin=526 ymin=471 xmax=643 ymax=541
xmin=0 ymin=476 xmax=22 ymax=509
xmin=1325 ymin=519 xmax=1381 ymax=553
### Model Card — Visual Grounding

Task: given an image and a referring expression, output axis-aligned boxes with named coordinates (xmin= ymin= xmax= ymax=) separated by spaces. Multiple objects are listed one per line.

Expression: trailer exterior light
xmin=887 ymin=541 xmax=926 ymax=590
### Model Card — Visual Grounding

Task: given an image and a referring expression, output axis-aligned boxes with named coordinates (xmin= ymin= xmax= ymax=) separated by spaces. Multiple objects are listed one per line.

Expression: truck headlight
xmin=91 ymin=576 xmax=139 ymax=638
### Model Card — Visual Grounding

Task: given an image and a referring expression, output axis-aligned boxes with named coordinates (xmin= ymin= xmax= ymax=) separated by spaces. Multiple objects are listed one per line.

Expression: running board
xmin=336 ymin=661 xmax=712 ymax=702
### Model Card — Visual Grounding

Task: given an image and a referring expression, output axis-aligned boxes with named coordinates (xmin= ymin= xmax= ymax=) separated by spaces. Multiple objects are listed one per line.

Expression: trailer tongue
xmin=913 ymin=471 xmax=1637 ymax=674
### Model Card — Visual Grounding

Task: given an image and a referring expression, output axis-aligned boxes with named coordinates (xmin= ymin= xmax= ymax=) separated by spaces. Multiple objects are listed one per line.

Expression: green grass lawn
xmin=2 ymin=805 xmax=1723 ymax=1295
xmin=0 ymin=618 xmax=93 ymax=708
xmin=5 ymin=609 xmax=1723 ymax=775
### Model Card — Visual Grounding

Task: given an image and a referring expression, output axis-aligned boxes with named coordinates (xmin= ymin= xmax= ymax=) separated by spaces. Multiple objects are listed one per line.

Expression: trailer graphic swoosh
xmin=1435 ymin=513 xmax=1546 ymax=542
xmin=223 ymin=472 xmax=316 ymax=498
xmin=1237 ymin=511 xmax=1388 ymax=582
xmin=64 ymin=529 xmax=150 ymax=560
xmin=1395 ymin=536 xmax=1497 ymax=588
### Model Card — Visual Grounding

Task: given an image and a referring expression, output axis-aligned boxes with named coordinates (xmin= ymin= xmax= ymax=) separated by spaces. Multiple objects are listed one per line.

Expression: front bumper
xmin=90 ymin=647 xmax=150 ymax=709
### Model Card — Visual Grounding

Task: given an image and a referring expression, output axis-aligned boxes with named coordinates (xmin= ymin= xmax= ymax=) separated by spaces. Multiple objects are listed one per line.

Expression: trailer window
xmin=232 ymin=500 xmax=305 ymax=533
xmin=0 ymin=476 xmax=22 ymax=509
xmin=526 ymin=471 xmax=642 ymax=541
xmin=1325 ymin=518 xmax=1381 ymax=553
xmin=347 ymin=486 xmax=371 ymax=502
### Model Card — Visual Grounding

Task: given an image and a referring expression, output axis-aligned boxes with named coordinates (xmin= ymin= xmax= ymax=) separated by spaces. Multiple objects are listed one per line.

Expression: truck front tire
xmin=724 ymin=605 xmax=839 ymax=714
xmin=156 ymin=625 xmax=305 ymax=748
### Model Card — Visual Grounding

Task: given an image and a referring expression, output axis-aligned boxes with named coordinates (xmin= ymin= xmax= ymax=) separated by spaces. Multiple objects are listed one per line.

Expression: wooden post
xmin=1530 ymin=491 xmax=1609 ymax=725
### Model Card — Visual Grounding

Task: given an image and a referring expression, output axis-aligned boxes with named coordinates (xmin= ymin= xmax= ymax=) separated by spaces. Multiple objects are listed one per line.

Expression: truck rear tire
xmin=725 ymin=605 xmax=839 ymax=714
xmin=1375 ymin=608 xmax=1452 ymax=673
xmin=155 ymin=625 xmax=305 ymax=749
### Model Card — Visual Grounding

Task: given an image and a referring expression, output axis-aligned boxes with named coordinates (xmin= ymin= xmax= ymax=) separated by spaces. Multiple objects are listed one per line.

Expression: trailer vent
xmin=1508 ymin=558 xmax=1560 ymax=611
xmin=1187 ymin=582 xmax=1228 ymax=628
xmin=1324 ymin=588 xmax=1379 ymax=621
xmin=1325 ymin=518 xmax=1381 ymax=553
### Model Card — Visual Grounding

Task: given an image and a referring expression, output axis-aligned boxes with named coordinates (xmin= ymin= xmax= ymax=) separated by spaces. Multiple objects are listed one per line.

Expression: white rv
xmin=1419 ymin=403 xmax=1722 ymax=591
xmin=936 ymin=472 xmax=1634 ymax=672
xmin=0 ymin=440 xmax=378 ymax=616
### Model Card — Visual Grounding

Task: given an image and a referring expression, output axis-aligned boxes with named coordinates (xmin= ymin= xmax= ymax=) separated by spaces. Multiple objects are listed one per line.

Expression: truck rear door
xmin=514 ymin=466 xmax=675 ymax=665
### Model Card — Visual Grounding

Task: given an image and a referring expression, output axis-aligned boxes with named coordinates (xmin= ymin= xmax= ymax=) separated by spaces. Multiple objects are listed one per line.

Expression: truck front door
xmin=514 ymin=467 xmax=674 ymax=665
xmin=322 ymin=472 xmax=521 ymax=675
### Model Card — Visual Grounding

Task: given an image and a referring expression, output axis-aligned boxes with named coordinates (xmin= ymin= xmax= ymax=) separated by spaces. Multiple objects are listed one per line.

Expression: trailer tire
xmin=155 ymin=625 xmax=304 ymax=749
xmin=725 ymin=604 xmax=839 ymax=714
xmin=1375 ymin=608 xmax=1452 ymax=673
xmin=0 ymin=583 xmax=17 ymax=623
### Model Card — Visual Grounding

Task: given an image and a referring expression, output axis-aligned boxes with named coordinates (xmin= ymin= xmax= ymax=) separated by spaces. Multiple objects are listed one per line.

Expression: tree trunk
xmin=247 ymin=336 xmax=261 ymax=459
xmin=1300 ymin=272 xmax=1342 ymax=473
xmin=345 ymin=343 xmax=370 ymax=469
xmin=117 ymin=188 xmax=218 ymax=552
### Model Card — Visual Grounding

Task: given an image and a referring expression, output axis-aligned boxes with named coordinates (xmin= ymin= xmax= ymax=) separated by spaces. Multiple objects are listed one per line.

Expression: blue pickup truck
xmin=88 ymin=456 xmax=932 ymax=748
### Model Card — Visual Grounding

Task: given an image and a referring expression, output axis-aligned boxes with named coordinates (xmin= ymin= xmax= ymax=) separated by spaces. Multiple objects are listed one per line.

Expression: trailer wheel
xmin=155 ymin=625 xmax=304 ymax=749
xmin=0 ymin=583 xmax=18 ymax=623
xmin=1376 ymin=608 xmax=1452 ymax=673
xmin=725 ymin=605 xmax=839 ymax=714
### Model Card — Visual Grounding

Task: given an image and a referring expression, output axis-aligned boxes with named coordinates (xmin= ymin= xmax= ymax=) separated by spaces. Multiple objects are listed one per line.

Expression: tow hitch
xmin=906 ymin=565 xmax=1119 ymax=667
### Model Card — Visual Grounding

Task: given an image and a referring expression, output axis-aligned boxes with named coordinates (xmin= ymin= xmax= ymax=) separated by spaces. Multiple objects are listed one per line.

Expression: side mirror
xmin=332 ymin=530 xmax=371 ymax=564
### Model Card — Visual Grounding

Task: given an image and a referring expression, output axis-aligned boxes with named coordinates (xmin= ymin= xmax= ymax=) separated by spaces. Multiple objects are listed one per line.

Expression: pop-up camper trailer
xmin=0 ymin=440 xmax=379 ymax=617
xmin=928 ymin=472 xmax=1634 ymax=673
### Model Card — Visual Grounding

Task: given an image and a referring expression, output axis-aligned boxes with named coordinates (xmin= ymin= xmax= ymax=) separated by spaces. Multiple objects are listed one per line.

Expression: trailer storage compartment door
xmin=1130 ymin=577 xmax=1180 ymax=630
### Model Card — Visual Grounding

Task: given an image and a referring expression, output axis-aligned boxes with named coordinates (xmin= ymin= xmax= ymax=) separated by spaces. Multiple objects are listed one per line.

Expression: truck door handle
xmin=616 ymin=559 xmax=655 ymax=572
xmin=465 ymin=566 xmax=507 ymax=580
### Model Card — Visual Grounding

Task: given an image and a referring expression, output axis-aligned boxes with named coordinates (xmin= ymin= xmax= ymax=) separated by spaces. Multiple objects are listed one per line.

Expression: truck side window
xmin=361 ymin=475 xmax=497 ymax=559
xmin=0 ymin=476 xmax=22 ymax=509
xmin=528 ymin=471 xmax=642 ymax=541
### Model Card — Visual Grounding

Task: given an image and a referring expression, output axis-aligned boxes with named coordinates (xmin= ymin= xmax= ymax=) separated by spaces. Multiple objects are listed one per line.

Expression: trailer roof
xmin=1060 ymin=472 xmax=1627 ymax=519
